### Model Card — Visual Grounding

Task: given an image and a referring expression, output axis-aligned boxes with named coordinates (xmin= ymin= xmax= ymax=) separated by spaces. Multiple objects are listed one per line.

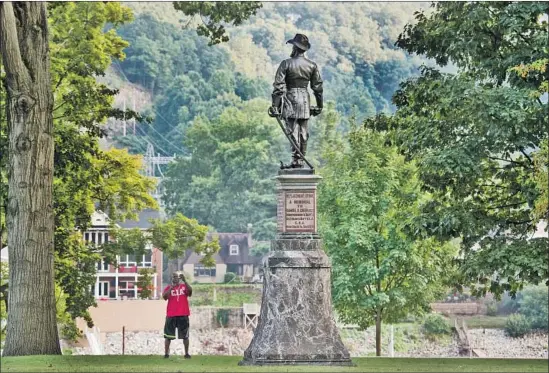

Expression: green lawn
xmin=461 ymin=316 xmax=508 ymax=329
xmin=1 ymin=355 xmax=548 ymax=372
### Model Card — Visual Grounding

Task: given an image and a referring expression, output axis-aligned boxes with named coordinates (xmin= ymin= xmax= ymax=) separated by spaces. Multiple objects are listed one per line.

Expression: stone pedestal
xmin=240 ymin=169 xmax=352 ymax=366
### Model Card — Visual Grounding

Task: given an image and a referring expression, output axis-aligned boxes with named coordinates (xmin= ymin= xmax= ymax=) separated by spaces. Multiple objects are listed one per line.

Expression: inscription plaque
xmin=284 ymin=191 xmax=316 ymax=232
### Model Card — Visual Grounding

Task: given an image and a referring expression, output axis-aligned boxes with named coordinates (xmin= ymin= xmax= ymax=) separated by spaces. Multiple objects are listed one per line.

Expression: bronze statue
xmin=269 ymin=34 xmax=323 ymax=169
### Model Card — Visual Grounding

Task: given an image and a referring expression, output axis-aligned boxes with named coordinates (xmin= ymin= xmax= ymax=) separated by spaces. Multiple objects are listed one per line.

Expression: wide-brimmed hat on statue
xmin=286 ymin=33 xmax=310 ymax=51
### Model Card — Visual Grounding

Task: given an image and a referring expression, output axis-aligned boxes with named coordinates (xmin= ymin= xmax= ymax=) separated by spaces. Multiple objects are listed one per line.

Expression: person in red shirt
xmin=162 ymin=272 xmax=193 ymax=359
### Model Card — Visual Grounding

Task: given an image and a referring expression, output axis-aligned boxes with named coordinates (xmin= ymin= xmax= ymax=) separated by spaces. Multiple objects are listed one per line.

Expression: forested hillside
xmin=110 ymin=2 xmax=427 ymax=155
xmin=107 ymin=2 xmax=429 ymax=239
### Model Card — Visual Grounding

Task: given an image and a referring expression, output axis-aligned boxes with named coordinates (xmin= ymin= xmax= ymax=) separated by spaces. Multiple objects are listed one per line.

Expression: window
xmin=141 ymin=253 xmax=152 ymax=268
xmin=97 ymin=281 xmax=109 ymax=297
xmin=97 ymin=258 xmax=109 ymax=272
xmin=118 ymin=281 xmax=136 ymax=298
xmin=194 ymin=265 xmax=216 ymax=277
xmin=229 ymin=244 xmax=239 ymax=256
xmin=119 ymin=254 xmax=137 ymax=267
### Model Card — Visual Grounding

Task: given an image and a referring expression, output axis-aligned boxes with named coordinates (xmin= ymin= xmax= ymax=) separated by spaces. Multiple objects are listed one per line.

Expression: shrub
xmin=505 ymin=314 xmax=531 ymax=338
xmin=486 ymin=299 xmax=498 ymax=316
xmin=498 ymin=292 xmax=520 ymax=315
xmin=224 ymin=272 xmax=240 ymax=284
xmin=518 ymin=285 xmax=548 ymax=331
xmin=422 ymin=314 xmax=451 ymax=337
xmin=216 ymin=309 xmax=230 ymax=327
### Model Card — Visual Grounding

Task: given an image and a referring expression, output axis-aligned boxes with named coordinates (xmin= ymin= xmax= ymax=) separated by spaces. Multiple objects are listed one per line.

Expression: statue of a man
xmin=269 ymin=34 xmax=323 ymax=169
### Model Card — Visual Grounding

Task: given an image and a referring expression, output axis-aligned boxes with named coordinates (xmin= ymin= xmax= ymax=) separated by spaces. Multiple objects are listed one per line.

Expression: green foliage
xmin=319 ymin=123 xmax=457 ymax=336
xmin=250 ymin=241 xmax=270 ymax=258
xmin=115 ymin=3 xmax=426 ymax=156
xmin=224 ymin=272 xmax=237 ymax=284
xmin=162 ymin=99 xmax=286 ymax=239
xmin=505 ymin=314 xmax=531 ymax=338
xmin=485 ymin=300 xmax=498 ymax=317
xmin=387 ymin=2 xmax=549 ymax=298
xmin=173 ymin=2 xmax=262 ymax=45
xmin=136 ymin=268 xmax=155 ymax=299
xmin=518 ymin=285 xmax=548 ymax=331
xmin=216 ymin=309 xmax=230 ymax=327
xmin=0 ymin=2 xmax=159 ymax=329
xmin=422 ymin=314 xmax=451 ymax=338
xmin=105 ymin=213 xmax=219 ymax=268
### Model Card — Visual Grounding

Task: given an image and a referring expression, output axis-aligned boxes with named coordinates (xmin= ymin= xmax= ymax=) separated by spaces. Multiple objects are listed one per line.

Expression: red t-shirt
xmin=164 ymin=284 xmax=190 ymax=317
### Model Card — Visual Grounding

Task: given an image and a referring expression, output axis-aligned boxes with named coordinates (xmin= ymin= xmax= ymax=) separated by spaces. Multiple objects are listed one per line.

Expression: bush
xmin=224 ymin=272 xmax=240 ymax=284
xmin=519 ymin=285 xmax=548 ymax=331
xmin=486 ymin=299 xmax=498 ymax=316
xmin=216 ymin=309 xmax=230 ymax=327
xmin=498 ymin=292 xmax=520 ymax=315
xmin=505 ymin=314 xmax=531 ymax=338
xmin=422 ymin=314 xmax=451 ymax=337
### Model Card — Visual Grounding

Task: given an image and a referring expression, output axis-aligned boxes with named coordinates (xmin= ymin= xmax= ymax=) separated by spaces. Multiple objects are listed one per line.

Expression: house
xmin=0 ymin=246 xmax=7 ymax=263
xmin=171 ymin=231 xmax=262 ymax=283
xmin=84 ymin=209 xmax=164 ymax=300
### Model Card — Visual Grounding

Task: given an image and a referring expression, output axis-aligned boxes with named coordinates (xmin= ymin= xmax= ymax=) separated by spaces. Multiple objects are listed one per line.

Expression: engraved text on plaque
xmin=284 ymin=191 xmax=316 ymax=232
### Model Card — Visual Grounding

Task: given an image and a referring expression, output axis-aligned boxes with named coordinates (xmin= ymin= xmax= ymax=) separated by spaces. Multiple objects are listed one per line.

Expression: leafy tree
xmin=386 ymin=2 xmax=548 ymax=297
xmin=105 ymin=213 xmax=220 ymax=268
xmin=319 ymin=123 xmax=456 ymax=356
xmin=518 ymin=285 xmax=548 ymax=331
xmin=162 ymin=98 xmax=287 ymax=239
xmin=114 ymin=2 xmax=427 ymax=156
xmin=1 ymin=3 xmax=163 ymax=350
xmin=136 ymin=268 xmax=155 ymax=300
xmin=173 ymin=2 xmax=262 ymax=45
xmin=45 ymin=2 xmax=158 ymax=335
xmin=0 ymin=2 xmax=61 ymax=356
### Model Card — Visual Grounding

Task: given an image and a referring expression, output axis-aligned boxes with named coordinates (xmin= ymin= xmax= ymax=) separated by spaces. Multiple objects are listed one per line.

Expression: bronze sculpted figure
xmin=269 ymin=34 xmax=323 ymax=169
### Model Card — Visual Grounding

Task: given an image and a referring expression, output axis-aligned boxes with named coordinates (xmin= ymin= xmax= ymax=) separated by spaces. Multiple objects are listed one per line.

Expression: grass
xmin=446 ymin=315 xmax=508 ymax=329
xmin=1 ymin=355 xmax=548 ymax=372
xmin=462 ymin=316 xmax=508 ymax=329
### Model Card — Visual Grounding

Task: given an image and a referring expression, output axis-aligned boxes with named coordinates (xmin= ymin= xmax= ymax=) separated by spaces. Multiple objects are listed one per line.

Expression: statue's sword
xmin=274 ymin=114 xmax=314 ymax=170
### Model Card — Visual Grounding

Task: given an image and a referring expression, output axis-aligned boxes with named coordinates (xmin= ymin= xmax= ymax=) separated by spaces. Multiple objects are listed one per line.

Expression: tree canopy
xmin=319 ymin=122 xmax=456 ymax=356
xmin=380 ymin=2 xmax=548 ymax=297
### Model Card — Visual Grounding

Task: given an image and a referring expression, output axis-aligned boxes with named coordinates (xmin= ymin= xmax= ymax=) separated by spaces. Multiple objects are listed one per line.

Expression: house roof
xmin=117 ymin=209 xmax=163 ymax=230
xmin=182 ymin=232 xmax=256 ymax=265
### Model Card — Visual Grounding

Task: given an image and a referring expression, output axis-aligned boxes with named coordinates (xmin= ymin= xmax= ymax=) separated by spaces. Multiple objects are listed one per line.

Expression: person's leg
xmin=181 ymin=316 xmax=191 ymax=358
xmin=164 ymin=339 xmax=171 ymax=357
xmin=163 ymin=317 xmax=176 ymax=357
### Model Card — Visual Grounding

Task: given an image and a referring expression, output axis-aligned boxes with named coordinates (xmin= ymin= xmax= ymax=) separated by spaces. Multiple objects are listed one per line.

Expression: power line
xmin=113 ymin=60 xmax=187 ymax=155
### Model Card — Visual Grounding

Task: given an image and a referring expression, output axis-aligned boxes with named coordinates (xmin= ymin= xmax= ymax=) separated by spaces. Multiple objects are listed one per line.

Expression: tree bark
xmin=375 ymin=309 xmax=382 ymax=357
xmin=0 ymin=2 xmax=61 ymax=356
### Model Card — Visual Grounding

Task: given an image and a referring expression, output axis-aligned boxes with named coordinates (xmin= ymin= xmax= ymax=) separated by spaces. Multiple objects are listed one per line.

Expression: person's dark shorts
xmin=164 ymin=316 xmax=189 ymax=340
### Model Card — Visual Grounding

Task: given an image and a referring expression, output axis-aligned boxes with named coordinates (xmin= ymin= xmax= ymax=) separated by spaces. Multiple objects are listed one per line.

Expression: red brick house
xmin=84 ymin=209 xmax=163 ymax=300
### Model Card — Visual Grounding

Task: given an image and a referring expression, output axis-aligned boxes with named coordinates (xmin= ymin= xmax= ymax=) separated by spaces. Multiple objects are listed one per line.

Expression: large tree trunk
xmin=0 ymin=2 xmax=61 ymax=356
xmin=375 ymin=309 xmax=382 ymax=357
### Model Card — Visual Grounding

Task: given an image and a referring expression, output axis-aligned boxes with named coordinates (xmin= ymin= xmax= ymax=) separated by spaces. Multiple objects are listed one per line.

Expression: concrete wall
xmin=75 ymin=300 xmax=244 ymax=333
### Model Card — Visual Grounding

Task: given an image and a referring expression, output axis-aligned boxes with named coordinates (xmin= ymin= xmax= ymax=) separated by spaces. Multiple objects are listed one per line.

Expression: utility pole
xmin=143 ymin=142 xmax=175 ymax=208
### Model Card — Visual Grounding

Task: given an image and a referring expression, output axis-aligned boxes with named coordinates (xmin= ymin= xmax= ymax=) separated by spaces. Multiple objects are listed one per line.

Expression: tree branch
xmin=487 ymin=156 xmax=527 ymax=167
xmin=0 ymin=2 xmax=31 ymax=86
xmin=519 ymin=148 xmax=533 ymax=165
